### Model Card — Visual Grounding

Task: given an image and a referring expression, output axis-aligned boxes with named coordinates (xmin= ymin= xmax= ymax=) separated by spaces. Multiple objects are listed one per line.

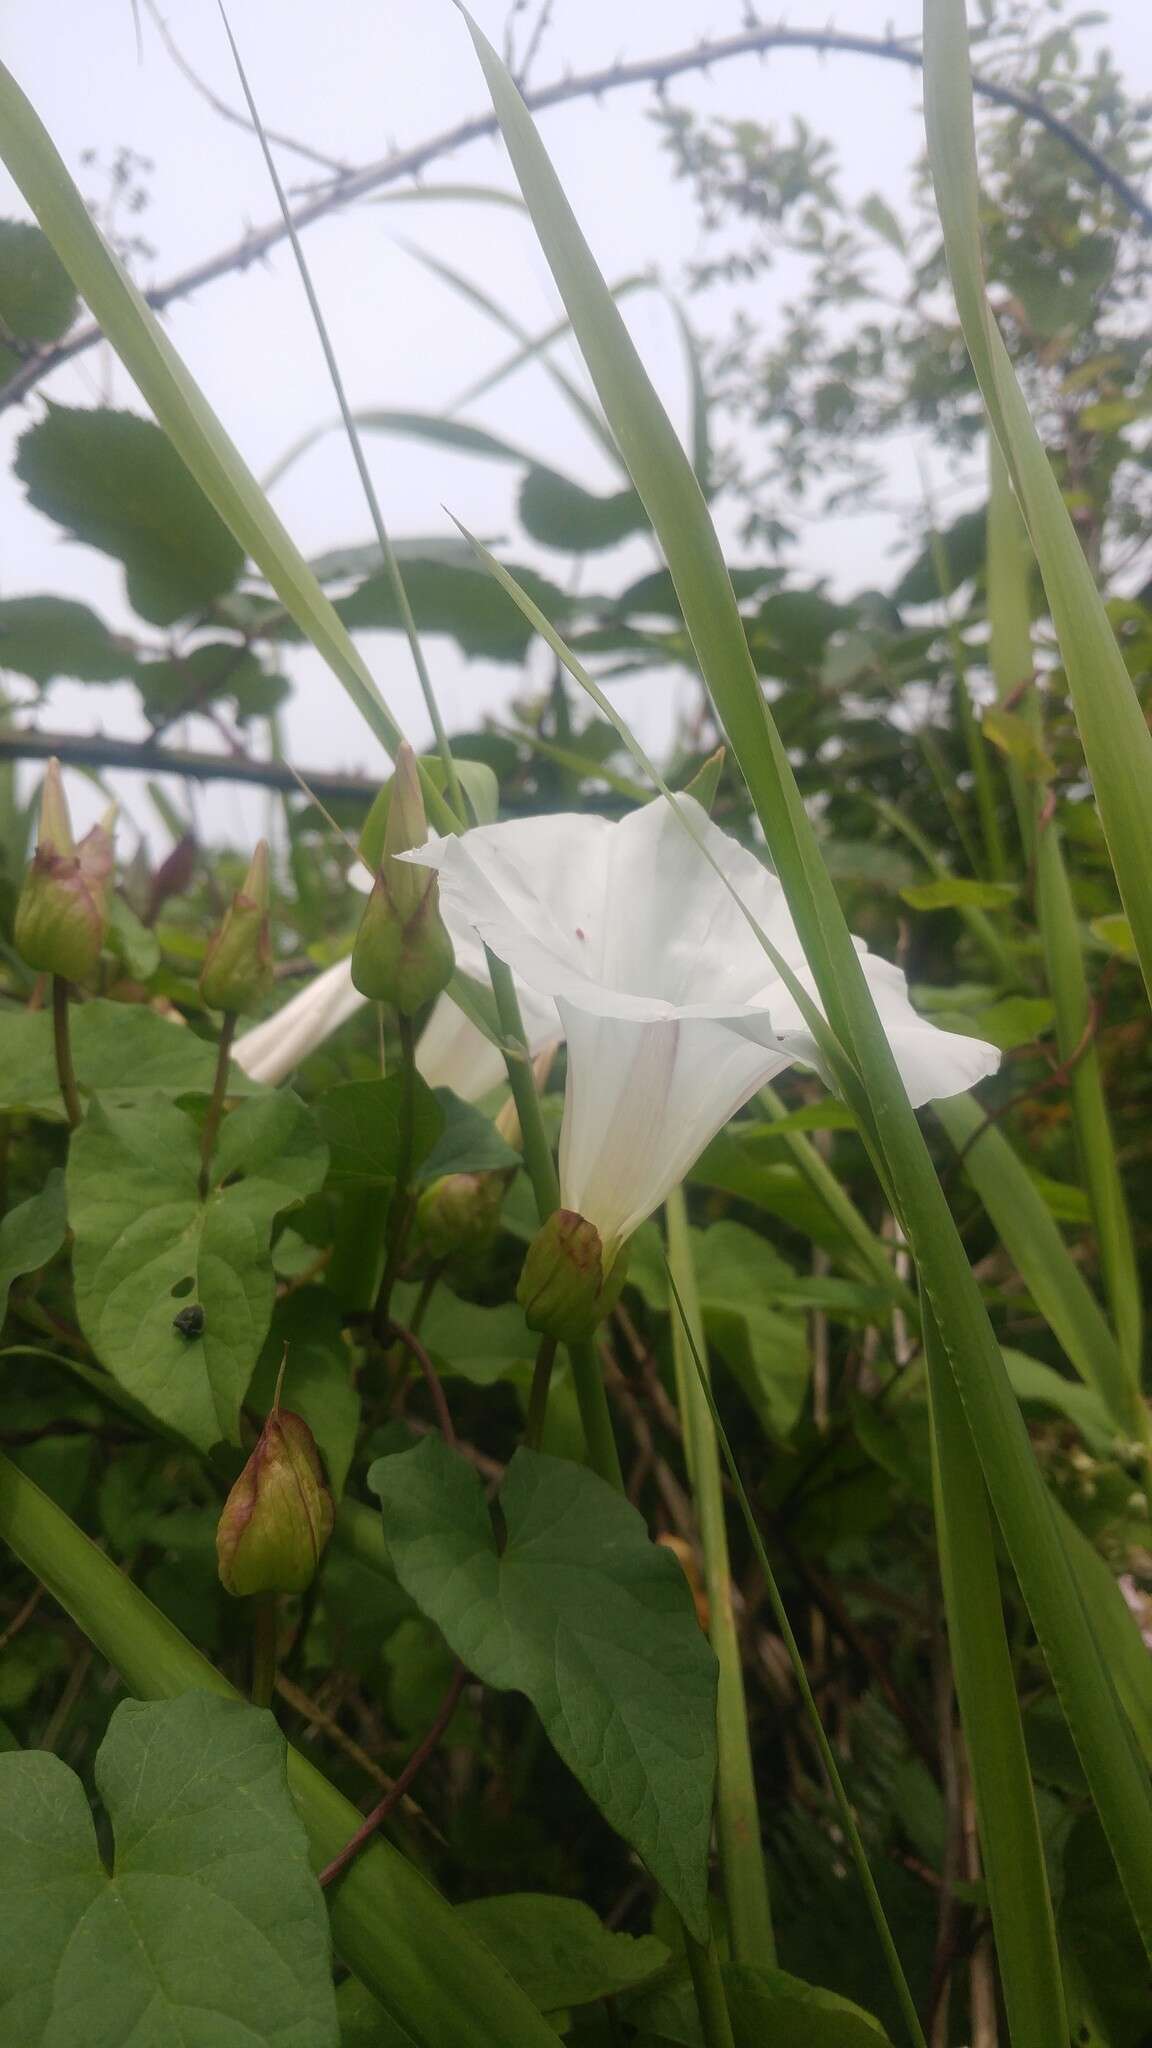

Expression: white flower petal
xmin=557 ymin=1001 xmax=790 ymax=1255
xmin=233 ymin=957 xmax=364 ymax=1085
xmin=416 ymin=982 xmax=560 ymax=1102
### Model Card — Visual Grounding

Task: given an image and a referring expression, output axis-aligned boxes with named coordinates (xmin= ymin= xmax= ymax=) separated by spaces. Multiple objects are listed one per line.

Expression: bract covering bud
xmin=517 ymin=1208 xmax=629 ymax=1343
xmin=351 ymin=744 xmax=454 ymax=1014
xmin=200 ymin=840 xmax=274 ymax=1015
xmin=15 ymin=760 xmax=115 ymax=983
xmin=415 ymin=1169 xmax=507 ymax=1260
xmin=216 ymin=1408 xmax=334 ymax=1597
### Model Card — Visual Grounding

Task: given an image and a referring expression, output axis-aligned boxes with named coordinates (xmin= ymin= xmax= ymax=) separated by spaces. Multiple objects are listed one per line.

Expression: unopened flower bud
xmin=352 ymin=745 xmax=454 ymax=1014
xmin=200 ymin=840 xmax=273 ymax=1015
xmin=415 ymin=1168 xmax=507 ymax=1260
xmin=15 ymin=760 xmax=115 ymax=983
xmin=517 ymin=1208 xmax=629 ymax=1342
xmin=216 ymin=1408 xmax=334 ymax=1597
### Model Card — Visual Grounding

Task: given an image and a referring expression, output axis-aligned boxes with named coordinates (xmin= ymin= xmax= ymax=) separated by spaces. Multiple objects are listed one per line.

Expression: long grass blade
xmin=663 ymin=1262 xmax=928 ymax=2048
xmin=456 ymin=8 xmax=1152 ymax=1952
xmin=924 ymin=1305 xmax=1067 ymax=2047
xmin=923 ymin=0 xmax=1152 ymax=1007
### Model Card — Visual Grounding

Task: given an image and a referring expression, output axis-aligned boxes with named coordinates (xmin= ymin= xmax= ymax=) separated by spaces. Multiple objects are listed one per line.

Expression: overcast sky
xmin=3 ymin=1 xmax=1150 ymax=846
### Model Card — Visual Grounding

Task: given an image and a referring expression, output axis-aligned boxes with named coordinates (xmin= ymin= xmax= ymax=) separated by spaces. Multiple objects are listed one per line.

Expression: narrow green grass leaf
xmin=924 ymin=1307 xmax=1067 ymax=2048
xmin=935 ymin=1095 xmax=1133 ymax=1430
xmin=458 ymin=10 xmax=1152 ymax=1953
xmin=924 ymin=0 xmax=1152 ymax=1006
xmin=0 ymin=58 xmax=459 ymax=831
xmin=663 ymin=1261 xmax=926 ymax=2048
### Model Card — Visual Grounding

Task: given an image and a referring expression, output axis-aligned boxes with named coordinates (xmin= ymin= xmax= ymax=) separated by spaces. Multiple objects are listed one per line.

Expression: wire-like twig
xmin=3 ymin=25 xmax=1149 ymax=412
xmin=384 ymin=1316 xmax=458 ymax=1448
xmin=318 ymin=1660 xmax=467 ymax=1888
xmin=142 ymin=0 xmax=353 ymax=177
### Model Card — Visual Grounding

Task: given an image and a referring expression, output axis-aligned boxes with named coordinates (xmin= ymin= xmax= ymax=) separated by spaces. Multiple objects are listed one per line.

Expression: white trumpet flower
xmin=405 ymin=798 xmax=999 ymax=1262
xmin=233 ymin=948 xmax=559 ymax=1102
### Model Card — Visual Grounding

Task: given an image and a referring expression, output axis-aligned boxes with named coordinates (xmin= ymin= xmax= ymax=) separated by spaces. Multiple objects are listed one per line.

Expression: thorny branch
xmin=3 ymin=24 xmax=1149 ymax=413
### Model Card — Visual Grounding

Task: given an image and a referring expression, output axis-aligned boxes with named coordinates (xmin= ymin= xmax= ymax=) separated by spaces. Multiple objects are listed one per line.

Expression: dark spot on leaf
xmin=170 ymin=1276 xmax=194 ymax=1299
xmin=172 ymin=1303 xmax=205 ymax=1339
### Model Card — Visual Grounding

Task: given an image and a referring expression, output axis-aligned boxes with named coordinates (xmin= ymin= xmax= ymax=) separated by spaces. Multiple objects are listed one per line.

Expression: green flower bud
xmin=517 ymin=1208 xmax=629 ymax=1343
xmin=415 ymin=1169 xmax=508 ymax=1260
xmin=200 ymin=840 xmax=274 ymax=1015
xmin=351 ymin=744 xmax=454 ymax=1015
xmin=15 ymin=759 xmax=115 ymax=983
xmin=216 ymin=1408 xmax=334 ymax=1597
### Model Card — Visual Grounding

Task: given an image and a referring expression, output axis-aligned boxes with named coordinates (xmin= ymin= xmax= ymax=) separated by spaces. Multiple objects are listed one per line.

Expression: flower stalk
xmin=373 ymin=1011 xmax=420 ymax=1338
xmin=198 ymin=1011 xmax=237 ymax=1201
xmin=51 ymin=976 xmax=83 ymax=1129
xmin=666 ymin=1186 xmax=774 ymax=1966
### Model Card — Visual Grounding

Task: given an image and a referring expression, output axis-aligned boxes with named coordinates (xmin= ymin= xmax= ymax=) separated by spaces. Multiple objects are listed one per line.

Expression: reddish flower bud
xmin=517 ymin=1208 xmax=629 ymax=1343
xmin=216 ymin=1408 xmax=334 ymax=1598
xmin=14 ymin=760 xmax=115 ymax=983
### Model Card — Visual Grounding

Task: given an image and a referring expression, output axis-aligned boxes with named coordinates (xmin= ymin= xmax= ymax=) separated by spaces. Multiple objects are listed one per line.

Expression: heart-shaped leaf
xmin=68 ymin=1090 xmax=328 ymax=1449
xmin=369 ymin=1439 xmax=717 ymax=1936
xmin=0 ymin=1692 xmax=338 ymax=2046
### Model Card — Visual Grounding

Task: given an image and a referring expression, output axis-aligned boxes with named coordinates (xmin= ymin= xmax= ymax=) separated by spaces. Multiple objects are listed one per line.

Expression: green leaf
xmin=106 ymin=894 xmax=161 ymax=982
xmin=336 ymin=1977 xmax=415 ymax=2046
xmin=859 ymin=192 xmax=906 ymax=254
xmin=0 ymin=1458 xmax=561 ymax=2048
xmin=0 ymin=1170 xmax=67 ymax=1325
xmin=0 ymin=1691 xmax=338 ymax=2046
xmin=369 ymin=1438 xmax=717 ymax=1935
xmin=631 ymin=1961 xmax=893 ymax=2045
xmin=322 ymin=556 xmax=572 ymax=663
xmin=0 ymin=998 xmax=262 ymax=1121
xmin=457 ymin=1893 xmax=669 ymax=2011
xmin=14 ymin=404 xmax=244 ymax=626
xmin=134 ymin=639 xmax=274 ymax=722
xmin=693 ymin=1222 xmax=811 ymax=1439
xmin=68 ymin=1090 xmax=328 ymax=1449
xmin=966 ymin=995 xmax=1053 ymax=1050
xmin=935 ymin=1095 xmax=1131 ymax=1429
xmin=1002 ymin=1349 xmax=1117 ymax=1455
xmin=392 ymin=1284 xmax=536 ymax=1386
xmin=893 ymin=507 xmax=986 ymax=604
xmin=0 ymin=594 xmax=130 ymax=684
xmin=1091 ymin=912 xmax=1137 ymax=959
xmin=0 ymin=217 xmax=76 ymax=378
xmin=417 ymin=1087 xmax=520 ymax=1183
xmin=315 ymin=1076 xmax=442 ymax=1189
xmin=981 ymin=706 xmax=1056 ymax=782
xmin=900 ymin=877 xmax=1017 ymax=911
xmin=518 ymin=466 xmax=648 ymax=552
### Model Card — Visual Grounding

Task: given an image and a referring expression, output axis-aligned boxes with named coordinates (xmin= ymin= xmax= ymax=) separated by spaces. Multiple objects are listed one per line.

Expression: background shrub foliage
xmin=0 ymin=3 xmax=1150 ymax=2043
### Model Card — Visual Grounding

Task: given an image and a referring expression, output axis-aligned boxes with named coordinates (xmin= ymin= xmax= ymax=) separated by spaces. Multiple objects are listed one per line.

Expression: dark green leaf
xmin=457 ymin=1893 xmax=668 ymax=2011
xmin=106 ymin=895 xmax=161 ymax=982
xmin=325 ymin=558 xmax=573 ymax=663
xmin=391 ymin=1284 xmax=536 ymax=1386
xmin=893 ymin=507 xmax=986 ymax=604
xmin=134 ymin=640 xmax=269 ymax=721
xmin=369 ymin=1439 xmax=717 ymax=1935
xmin=518 ymin=466 xmax=648 ymax=552
xmin=0 ymin=594 xmax=130 ymax=684
xmin=900 ymin=878 xmax=1018 ymax=911
xmin=14 ymin=403 xmax=244 ymax=625
xmin=0 ymin=218 xmax=77 ymax=379
xmin=316 ymin=1076 xmax=442 ymax=1188
xmin=0 ymin=999 xmax=262 ymax=1122
xmin=0 ymin=1692 xmax=338 ymax=2046
xmin=68 ymin=1090 xmax=328 ymax=1448
xmin=630 ymin=1961 xmax=892 ymax=2045
xmin=0 ymin=1170 xmax=68 ymax=1324
xmin=417 ymin=1088 xmax=520 ymax=1184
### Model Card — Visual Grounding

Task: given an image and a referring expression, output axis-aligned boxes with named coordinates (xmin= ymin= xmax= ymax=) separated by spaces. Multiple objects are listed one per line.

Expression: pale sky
xmin=2 ymin=1 xmax=1149 ymax=846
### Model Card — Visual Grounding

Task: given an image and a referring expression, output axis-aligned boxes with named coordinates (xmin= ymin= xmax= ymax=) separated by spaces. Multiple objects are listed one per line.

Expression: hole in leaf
xmin=170 ymin=1276 xmax=195 ymax=1299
